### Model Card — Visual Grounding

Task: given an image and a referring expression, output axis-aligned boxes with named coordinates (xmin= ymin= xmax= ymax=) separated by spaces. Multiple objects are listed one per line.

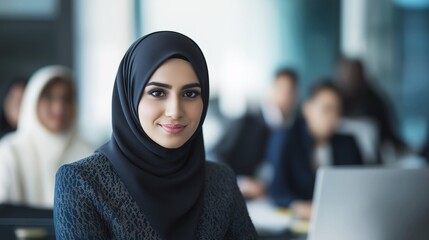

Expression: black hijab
xmin=97 ymin=31 xmax=209 ymax=239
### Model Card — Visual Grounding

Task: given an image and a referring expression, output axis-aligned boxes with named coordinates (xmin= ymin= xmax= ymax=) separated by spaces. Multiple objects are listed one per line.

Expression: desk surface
xmin=246 ymin=199 xmax=309 ymax=240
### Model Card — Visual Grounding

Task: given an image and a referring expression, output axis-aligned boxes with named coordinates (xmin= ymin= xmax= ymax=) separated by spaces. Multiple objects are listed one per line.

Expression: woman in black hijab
xmin=54 ymin=31 xmax=257 ymax=240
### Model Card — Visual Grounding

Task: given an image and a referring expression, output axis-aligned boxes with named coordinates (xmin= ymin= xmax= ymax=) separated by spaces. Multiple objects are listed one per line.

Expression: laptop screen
xmin=308 ymin=167 xmax=429 ymax=240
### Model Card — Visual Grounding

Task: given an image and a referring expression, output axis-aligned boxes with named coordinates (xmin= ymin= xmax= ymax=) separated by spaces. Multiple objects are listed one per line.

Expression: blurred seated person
xmin=0 ymin=78 xmax=26 ymax=139
xmin=212 ymin=68 xmax=299 ymax=199
xmin=0 ymin=66 xmax=93 ymax=208
xmin=335 ymin=57 xmax=407 ymax=162
xmin=269 ymin=80 xmax=363 ymax=220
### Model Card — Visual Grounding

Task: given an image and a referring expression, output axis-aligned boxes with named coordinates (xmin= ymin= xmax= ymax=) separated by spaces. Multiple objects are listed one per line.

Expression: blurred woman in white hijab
xmin=0 ymin=65 xmax=93 ymax=208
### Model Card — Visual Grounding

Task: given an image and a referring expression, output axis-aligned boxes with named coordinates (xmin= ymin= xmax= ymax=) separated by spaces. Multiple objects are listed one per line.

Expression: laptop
xmin=308 ymin=167 xmax=429 ymax=240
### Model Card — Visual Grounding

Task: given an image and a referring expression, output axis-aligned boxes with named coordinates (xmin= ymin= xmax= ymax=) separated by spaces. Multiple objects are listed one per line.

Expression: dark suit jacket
xmin=269 ymin=117 xmax=363 ymax=207
xmin=212 ymin=112 xmax=270 ymax=176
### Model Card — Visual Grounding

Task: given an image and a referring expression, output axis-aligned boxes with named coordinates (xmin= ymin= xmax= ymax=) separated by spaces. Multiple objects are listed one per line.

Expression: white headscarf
xmin=0 ymin=66 xmax=93 ymax=208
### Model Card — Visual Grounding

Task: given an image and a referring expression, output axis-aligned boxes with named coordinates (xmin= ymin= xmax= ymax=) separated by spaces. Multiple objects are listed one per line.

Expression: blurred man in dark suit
xmin=213 ymin=68 xmax=299 ymax=199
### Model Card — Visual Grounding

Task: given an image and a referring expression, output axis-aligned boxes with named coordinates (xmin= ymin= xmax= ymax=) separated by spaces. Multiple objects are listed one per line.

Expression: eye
xmin=148 ymin=89 xmax=166 ymax=97
xmin=183 ymin=90 xmax=200 ymax=98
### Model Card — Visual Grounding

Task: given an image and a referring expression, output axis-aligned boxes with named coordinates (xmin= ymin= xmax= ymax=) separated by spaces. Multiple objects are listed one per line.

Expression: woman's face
xmin=138 ymin=58 xmax=203 ymax=149
xmin=37 ymin=79 xmax=75 ymax=133
xmin=271 ymin=75 xmax=297 ymax=116
xmin=304 ymin=89 xmax=341 ymax=142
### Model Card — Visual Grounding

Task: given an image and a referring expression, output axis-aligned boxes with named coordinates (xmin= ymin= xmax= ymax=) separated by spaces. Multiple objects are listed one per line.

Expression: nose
xmin=51 ymin=100 xmax=66 ymax=117
xmin=165 ymin=95 xmax=184 ymax=119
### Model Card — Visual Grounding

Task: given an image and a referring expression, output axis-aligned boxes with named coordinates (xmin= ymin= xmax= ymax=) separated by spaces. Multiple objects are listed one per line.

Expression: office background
xmin=0 ymin=0 xmax=428 ymax=152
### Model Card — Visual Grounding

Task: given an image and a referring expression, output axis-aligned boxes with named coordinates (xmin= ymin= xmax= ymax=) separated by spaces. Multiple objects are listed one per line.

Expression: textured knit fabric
xmin=54 ymin=153 xmax=258 ymax=240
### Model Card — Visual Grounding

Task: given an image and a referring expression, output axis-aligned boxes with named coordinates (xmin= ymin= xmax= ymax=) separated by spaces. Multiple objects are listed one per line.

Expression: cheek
xmin=282 ymin=94 xmax=294 ymax=105
xmin=328 ymin=113 xmax=340 ymax=128
xmin=138 ymin=99 xmax=164 ymax=128
xmin=37 ymin=101 xmax=50 ymax=121
xmin=184 ymin=100 xmax=203 ymax=125
xmin=62 ymin=104 xmax=76 ymax=124
xmin=320 ymin=113 xmax=338 ymax=132
xmin=67 ymin=104 xmax=75 ymax=116
xmin=312 ymin=111 xmax=329 ymax=132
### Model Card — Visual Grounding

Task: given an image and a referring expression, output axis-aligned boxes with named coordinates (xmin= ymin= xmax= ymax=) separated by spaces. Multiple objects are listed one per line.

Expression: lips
xmin=159 ymin=123 xmax=187 ymax=134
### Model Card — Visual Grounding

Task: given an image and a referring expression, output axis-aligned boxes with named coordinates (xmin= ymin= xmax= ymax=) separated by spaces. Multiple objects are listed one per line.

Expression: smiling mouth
xmin=159 ymin=124 xmax=187 ymax=134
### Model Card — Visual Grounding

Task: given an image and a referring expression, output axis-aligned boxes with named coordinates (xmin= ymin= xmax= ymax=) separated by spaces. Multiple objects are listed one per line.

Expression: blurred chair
xmin=337 ymin=117 xmax=379 ymax=164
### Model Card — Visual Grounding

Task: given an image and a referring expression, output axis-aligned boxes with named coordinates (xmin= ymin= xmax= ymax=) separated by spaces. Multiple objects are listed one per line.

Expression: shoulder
xmin=205 ymin=161 xmax=236 ymax=180
xmin=331 ymin=134 xmax=363 ymax=164
xmin=0 ymin=132 xmax=18 ymax=151
xmin=55 ymin=153 xmax=118 ymax=204
xmin=59 ymin=152 xmax=108 ymax=170
xmin=332 ymin=133 xmax=358 ymax=147
xmin=0 ymin=131 xmax=16 ymax=144
xmin=0 ymin=133 xmax=19 ymax=164
xmin=205 ymin=161 xmax=237 ymax=188
xmin=243 ymin=112 xmax=268 ymax=131
xmin=56 ymin=153 xmax=112 ymax=186
xmin=228 ymin=112 xmax=265 ymax=129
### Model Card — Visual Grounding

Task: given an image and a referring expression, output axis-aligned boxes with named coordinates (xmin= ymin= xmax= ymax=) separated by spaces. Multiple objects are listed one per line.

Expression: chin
xmin=46 ymin=123 xmax=68 ymax=133
xmin=159 ymin=142 xmax=186 ymax=149
xmin=155 ymin=136 xmax=190 ymax=149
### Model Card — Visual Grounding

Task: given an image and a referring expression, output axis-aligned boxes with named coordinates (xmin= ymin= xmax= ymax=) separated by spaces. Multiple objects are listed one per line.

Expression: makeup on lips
xmin=159 ymin=123 xmax=187 ymax=134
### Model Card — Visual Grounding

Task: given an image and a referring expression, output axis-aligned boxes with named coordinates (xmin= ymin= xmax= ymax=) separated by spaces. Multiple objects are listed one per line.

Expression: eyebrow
xmin=146 ymin=82 xmax=201 ymax=90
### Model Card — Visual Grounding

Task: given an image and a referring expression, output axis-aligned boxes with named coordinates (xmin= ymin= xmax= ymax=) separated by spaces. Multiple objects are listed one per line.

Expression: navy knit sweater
xmin=54 ymin=153 xmax=258 ymax=239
